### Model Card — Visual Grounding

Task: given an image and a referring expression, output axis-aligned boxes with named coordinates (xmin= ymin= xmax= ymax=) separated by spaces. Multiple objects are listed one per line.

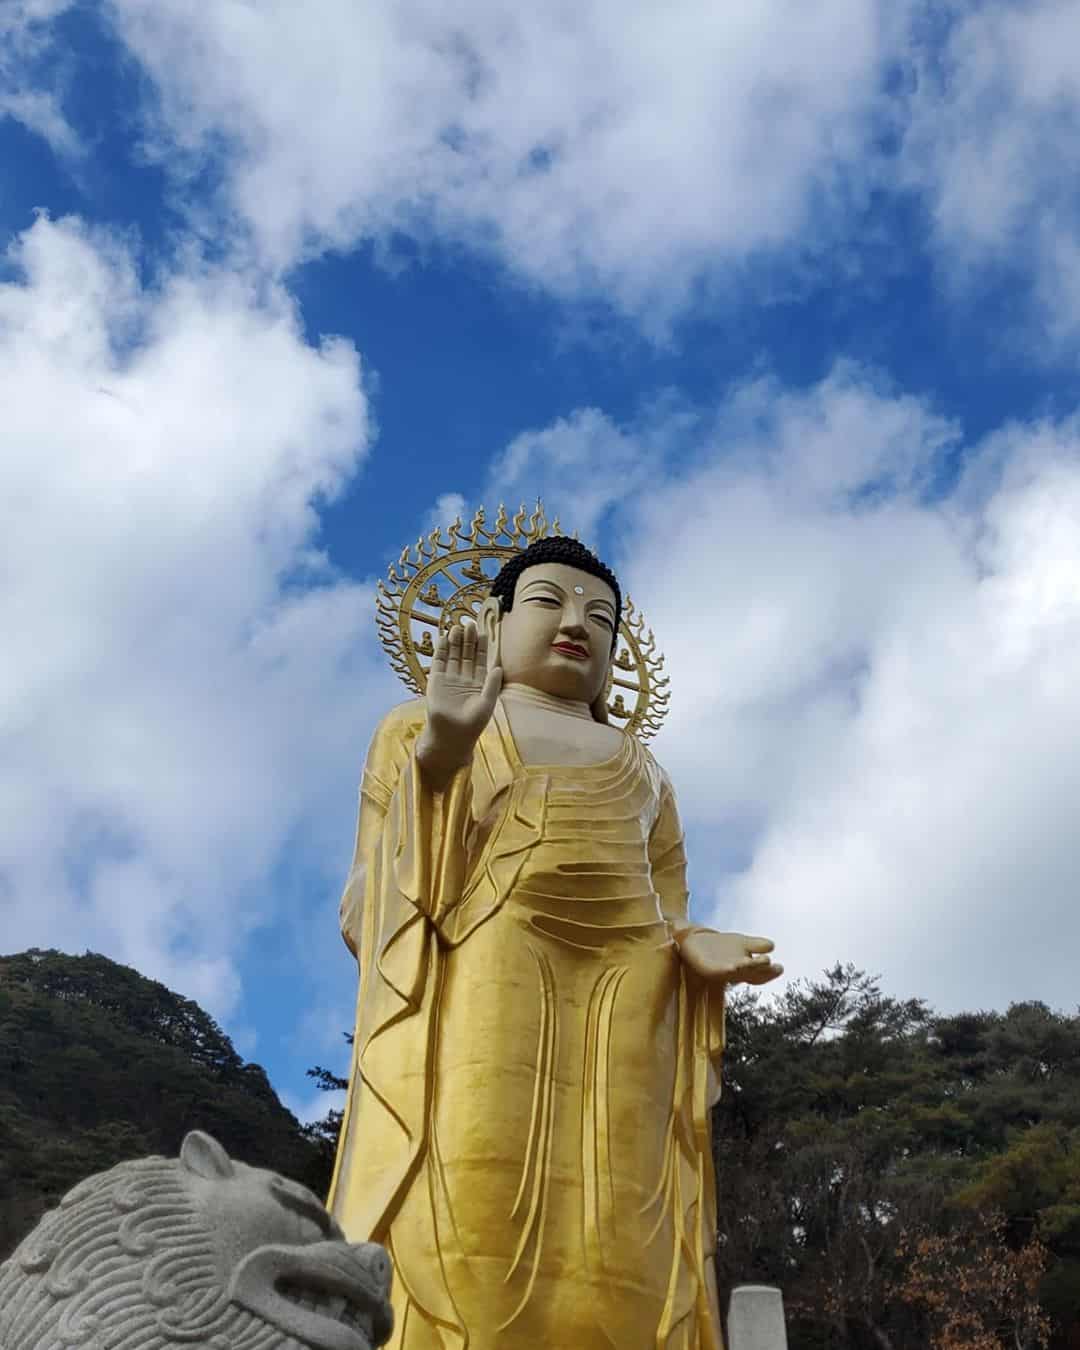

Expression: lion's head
xmin=0 ymin=1131 xmax=392 ymax=1350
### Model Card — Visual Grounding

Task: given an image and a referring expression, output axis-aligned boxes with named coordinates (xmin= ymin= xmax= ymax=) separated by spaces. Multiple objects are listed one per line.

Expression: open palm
xmin=672 ymin=926 xmax=783 ymax=987
xmin=426 ymin=622 xmax=503 ymax=750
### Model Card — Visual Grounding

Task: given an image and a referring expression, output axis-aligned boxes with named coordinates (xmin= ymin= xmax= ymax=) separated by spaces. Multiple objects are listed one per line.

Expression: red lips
xmin=552 ymin=641 xmax=588 ymax=659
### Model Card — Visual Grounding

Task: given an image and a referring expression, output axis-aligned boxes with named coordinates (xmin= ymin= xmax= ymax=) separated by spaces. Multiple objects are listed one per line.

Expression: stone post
xmin=726 ymin=1284 xmax=789 ymax=1350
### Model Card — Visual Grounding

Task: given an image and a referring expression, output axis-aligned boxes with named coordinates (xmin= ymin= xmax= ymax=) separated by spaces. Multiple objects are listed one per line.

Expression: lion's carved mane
xmin=0 ymin=1132 xmax=392 ymax=1350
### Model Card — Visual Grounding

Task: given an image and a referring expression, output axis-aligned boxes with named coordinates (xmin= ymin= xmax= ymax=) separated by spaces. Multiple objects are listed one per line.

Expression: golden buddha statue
xmin=328 ymin=510 xmax=781 ymax=1349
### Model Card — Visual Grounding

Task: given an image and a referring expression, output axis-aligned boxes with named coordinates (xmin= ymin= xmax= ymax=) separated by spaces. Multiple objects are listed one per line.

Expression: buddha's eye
xmin=590 ymin=614 xmax=614 ymax=630
xmin=526 ymin=595 xmax=560 ymax=607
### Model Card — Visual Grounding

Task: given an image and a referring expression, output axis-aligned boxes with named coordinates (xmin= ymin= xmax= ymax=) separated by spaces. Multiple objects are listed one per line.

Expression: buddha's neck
xmin=501 ymin=681 xmax=594 ymax=722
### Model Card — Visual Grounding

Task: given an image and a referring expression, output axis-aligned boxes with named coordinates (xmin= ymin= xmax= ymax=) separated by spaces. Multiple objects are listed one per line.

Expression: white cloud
xmin=105 ymin=0 xmax=902 ymax=319
xmin=0 ymin=213 xmax=395 ymax=1020
xmin=494 ymin=370 xmax=1080 ymax=1015
xmin=0 ymin=1 xmax=81 ymax=157
xmin=423 ymin=492 xmax=468 ymax=537
xmin=486 ymin=400 xmax=697 ymax=538
xmin=15 ymin=1 xmax=1080 ymax=348
xmin=900 ymin=0 xmax=1080 ymax=344
xmin=712 ymin=425 xmax=1080 ymax=1013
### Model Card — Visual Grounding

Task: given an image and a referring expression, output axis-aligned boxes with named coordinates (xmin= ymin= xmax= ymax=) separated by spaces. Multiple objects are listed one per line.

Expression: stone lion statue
xmin=0 ymin=1131 xmax=392 ymax=1350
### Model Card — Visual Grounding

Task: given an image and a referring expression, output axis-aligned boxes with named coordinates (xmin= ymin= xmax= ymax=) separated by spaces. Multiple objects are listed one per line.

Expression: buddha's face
xmin=481 ymin=562 xmax=617 ymax=705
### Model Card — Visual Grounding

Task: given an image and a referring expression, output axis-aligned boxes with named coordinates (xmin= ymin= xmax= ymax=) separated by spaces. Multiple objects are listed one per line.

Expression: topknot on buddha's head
xmin=488 ymin=536 xmax=621 ymax=648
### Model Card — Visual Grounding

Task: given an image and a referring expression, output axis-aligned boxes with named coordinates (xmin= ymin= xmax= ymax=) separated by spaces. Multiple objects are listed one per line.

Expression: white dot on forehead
xmin=573 ymin=585 xmax=584 ymax=594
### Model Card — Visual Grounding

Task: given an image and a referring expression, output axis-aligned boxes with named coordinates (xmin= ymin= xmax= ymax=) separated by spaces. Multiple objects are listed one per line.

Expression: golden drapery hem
xmin=328 ymin=700 xmax=725 ymax=1348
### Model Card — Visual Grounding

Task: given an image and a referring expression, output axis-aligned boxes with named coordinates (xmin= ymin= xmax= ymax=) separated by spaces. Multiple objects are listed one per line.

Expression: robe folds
xmin=327 ymin=698 xmax=726 ymax=1350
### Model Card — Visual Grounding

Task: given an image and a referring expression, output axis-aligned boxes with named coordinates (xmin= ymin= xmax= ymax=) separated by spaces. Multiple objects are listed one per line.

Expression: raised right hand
xmin=419 ymin=622 xmax=503 ymax=781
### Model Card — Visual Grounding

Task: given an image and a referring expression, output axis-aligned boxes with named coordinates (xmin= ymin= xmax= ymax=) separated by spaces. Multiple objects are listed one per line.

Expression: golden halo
xmin=375 ymin=502 xmax=670 ymax=741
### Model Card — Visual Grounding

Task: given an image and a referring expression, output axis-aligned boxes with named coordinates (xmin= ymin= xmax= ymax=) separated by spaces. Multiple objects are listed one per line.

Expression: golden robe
xmin=328 ymin=698 xmax=725 ymax=1349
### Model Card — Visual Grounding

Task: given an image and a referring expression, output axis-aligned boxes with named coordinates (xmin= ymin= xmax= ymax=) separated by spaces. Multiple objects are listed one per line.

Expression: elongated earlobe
xmin=479 ymin=597 xmax=502 ymax=668
xmin=590 ymin=663 xmax=611 ymax=724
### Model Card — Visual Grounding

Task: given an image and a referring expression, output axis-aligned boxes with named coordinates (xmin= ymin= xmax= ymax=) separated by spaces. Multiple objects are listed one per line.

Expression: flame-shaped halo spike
xmin=374 ymin=500 xmax=670 ymax=740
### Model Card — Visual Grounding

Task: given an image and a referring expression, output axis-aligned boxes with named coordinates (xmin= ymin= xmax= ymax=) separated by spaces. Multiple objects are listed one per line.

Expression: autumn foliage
xmin=894 ymin=1212 xmax=1051 ymax=1349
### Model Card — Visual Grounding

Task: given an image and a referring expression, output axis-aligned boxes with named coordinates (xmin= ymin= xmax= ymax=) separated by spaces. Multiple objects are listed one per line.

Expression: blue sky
xmin=4 ymin=0 xmax=1080 ymax=1126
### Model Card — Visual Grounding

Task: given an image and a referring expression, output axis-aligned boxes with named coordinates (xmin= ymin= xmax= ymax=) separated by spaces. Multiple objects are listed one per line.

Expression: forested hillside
xmin=0 ymin=948 xmax=330 ymax=1259
xmin=708 ymin=965 xmax=1080 ymax=1349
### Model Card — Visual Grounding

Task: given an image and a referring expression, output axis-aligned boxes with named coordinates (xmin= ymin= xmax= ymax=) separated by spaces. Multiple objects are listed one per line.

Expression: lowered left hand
xmin=671 ymin=925 xmax=783 ymax=987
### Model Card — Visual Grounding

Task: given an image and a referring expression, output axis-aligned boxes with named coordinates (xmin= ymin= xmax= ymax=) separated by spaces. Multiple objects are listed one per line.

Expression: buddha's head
xmin=480 ymin=536 xmax=621 ymax=719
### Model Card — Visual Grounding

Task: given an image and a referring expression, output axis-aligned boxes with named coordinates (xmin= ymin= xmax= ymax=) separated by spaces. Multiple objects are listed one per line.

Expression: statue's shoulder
xmin=359 ymin=700 xmax=427 ymax=798
xmin=636 ymin=737 xmax=665 ymax=776
xmin=367 ymin=702 xmax=426 ymax=756
xmin=364 ymin=698 xmax=428 ymax=766
xmin=636 ymin=739 xmax=676 ymax=800
xmin=375 ymin=697 xmax=427 ymax=738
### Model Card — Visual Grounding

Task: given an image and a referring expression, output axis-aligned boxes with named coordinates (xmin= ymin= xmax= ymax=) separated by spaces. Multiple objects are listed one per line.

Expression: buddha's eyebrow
xmin=520 ymin=577 xmax=566 ymax=599
xmin=520 ymin=578 xmax=615 ymax=615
